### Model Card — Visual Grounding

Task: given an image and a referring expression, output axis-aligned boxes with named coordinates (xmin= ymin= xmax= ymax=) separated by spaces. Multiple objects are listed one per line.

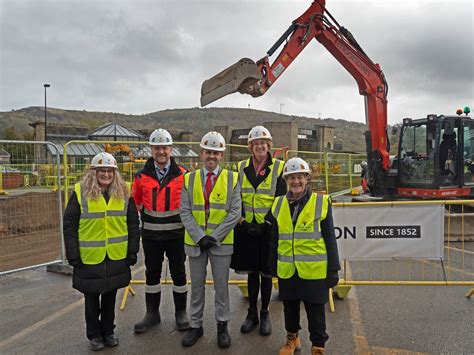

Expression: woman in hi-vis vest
xmin=63 ymin=152 xmax=140 ymax=351
xmin=266 ymin=157 xmax=340 ymax=355
xmin=231 ymin=125 xmax=286 ymax=336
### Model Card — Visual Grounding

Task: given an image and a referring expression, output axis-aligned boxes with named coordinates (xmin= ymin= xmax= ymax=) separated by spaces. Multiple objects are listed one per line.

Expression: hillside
xmin=0 ymin=106 xmax=385 ymax=152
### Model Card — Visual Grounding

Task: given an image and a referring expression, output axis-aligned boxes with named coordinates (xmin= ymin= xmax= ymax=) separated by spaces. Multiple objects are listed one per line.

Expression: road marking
xmin=0 ymin=265 xmax=145 ymax=350
xmin=0 ymin=298 xmax=84 ymax=349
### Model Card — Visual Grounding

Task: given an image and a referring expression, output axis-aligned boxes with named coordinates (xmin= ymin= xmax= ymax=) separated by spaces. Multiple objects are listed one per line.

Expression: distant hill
xmin=0 ymin=106 xmax=395 ymax=152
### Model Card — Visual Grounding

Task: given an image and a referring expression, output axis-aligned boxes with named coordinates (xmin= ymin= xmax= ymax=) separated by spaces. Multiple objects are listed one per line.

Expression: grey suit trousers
xmin=188 ymin=248 xmax=232 ymax=328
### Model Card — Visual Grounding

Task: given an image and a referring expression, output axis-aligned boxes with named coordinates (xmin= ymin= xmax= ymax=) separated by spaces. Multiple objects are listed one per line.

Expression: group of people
xmin=63 ymin=125 xmax=341 ymax=354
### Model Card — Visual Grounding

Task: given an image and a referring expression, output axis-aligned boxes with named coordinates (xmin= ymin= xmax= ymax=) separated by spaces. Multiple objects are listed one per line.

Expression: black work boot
xmin=134 ymin=292 xmax=161 ymax=333
xmin=173 ymin=291 xmax=189 ymax=331
xmin=240 ymin=308 xmax=259 ymax=333
xmin=217 ymin=321 xmax=231 ymax=348
xmin=259 ymin=309 xmax=272 ymax=336
xmin=182 ymin=327 xmax=203 ymax=347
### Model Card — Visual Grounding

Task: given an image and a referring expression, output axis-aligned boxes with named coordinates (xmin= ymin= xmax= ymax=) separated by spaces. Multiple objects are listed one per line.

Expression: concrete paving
xmin=1 ymin=245 xmax=472 ymax=354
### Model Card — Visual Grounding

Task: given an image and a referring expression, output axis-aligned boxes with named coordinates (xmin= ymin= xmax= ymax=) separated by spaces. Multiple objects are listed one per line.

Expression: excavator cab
xmin=200 ymin=58 xmax=262 ymax=107
xmin=396 ymin=113 xmax=474 ymax=197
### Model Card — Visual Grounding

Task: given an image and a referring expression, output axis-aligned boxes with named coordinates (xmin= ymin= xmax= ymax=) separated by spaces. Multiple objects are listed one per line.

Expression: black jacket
xmin=266 ymin=191 xmax=341 ymax=304
xmin=63 ymin=191 xmax=140 ymax=294
xmin=134 ymin=157 xmax=187 ymax=241
xmin=230 ymin=153 xmax=287 ymax=272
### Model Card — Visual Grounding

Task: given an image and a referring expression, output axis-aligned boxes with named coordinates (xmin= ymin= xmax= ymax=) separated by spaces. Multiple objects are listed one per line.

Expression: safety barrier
xmin=62 ymin=140 xmax=256 ymax=204
xmin=0 ymin=140 xmax=64 ymax=274
xmin=286 ymin=150 xmax=366 ymax=194
xmin=332 ymin=199 xmax=474 ymax=300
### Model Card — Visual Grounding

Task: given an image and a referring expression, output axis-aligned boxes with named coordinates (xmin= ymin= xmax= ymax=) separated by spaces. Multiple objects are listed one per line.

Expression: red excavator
xmin=200 ymin=0 xmax=474 ymax=198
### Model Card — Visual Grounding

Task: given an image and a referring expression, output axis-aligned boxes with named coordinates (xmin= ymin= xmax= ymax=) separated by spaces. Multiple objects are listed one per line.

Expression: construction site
xmin=1 ymin=0 xmax=473 ymax=354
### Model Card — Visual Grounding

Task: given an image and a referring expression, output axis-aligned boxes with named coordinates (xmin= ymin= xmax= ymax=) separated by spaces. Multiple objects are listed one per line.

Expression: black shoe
xmin=259 ymin=310 xmax=272 ymax=336
xmin=240 ymin=308 xmax=259 ymax=333
xmin=103 ymin=334 xmax=119 ymax=347
xmin=175 ymin=309 xmax=190 ymax=331
xmin=89 ymin=337 xmax=105 ymax=351
xmin=182 ymin=327 xmax=203 ymax=347
xmin=134 ymin=292 xmax=161 ymax=333
xmin=217 ymin=321 xmax=231 ymax=348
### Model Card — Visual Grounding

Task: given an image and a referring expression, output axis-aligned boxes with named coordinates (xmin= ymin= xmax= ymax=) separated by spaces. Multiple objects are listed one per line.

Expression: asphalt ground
xmin=0 ymin=243 xmax=472 ymax=354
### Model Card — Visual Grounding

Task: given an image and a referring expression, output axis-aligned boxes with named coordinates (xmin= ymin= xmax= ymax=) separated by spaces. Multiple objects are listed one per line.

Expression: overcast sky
xmin=1 ymin=0 xmax=472 ymax=125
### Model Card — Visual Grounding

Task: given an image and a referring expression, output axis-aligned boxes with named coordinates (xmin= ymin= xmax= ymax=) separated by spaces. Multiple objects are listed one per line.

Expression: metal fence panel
xmin=0 ymin=140 xmax=64 ymax=274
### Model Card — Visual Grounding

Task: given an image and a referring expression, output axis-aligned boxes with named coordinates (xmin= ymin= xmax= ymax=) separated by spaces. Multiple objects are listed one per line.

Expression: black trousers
xmin=84 ymin=290 xmax=117 ymax=340
xmin=283 ymin=300 xmax=329 ymax=347
xmin=142 ymin=238 xmax=187 ymax=287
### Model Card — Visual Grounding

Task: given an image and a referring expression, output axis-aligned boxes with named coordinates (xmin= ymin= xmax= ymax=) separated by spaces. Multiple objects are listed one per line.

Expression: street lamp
xmin=43 ymin=83 xmax=50 ymax=141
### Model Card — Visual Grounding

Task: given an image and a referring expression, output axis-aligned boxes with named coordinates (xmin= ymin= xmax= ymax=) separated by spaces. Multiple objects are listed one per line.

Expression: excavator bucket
xmin=200 ymin=58 xmax=262 ymax=107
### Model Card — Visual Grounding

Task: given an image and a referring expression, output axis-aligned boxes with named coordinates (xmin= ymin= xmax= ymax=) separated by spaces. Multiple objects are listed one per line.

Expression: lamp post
xmin=43 ymin=84 xmax=50 ymax=141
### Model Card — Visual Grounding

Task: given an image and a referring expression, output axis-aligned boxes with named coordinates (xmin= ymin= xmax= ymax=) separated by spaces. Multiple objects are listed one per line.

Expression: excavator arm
xmin=201 ymin=0 xmax=391 ymax=195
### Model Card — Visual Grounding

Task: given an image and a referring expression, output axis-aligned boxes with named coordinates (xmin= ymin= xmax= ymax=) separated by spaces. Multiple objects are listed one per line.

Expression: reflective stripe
xmin=81 ymin=212 xmax=106 ymax=219
xmin=294 ymin=231 xmax=321 ymax=239
xmin=278 ymin=254 xmax=327 ymax=263
xmin=294 ymin=254 xmax=327 ymax=262
xmin=255 ymin=188 xmax=272 ymax=194
xmin=172 ymin=284 xmax=188 ymax=293
xmin=209 ymin=203 xmax=228 ymax=210
xmin=143 ymin=208 xmax=180 ymax=218
xmin=145 ymin=284 xmax=162 ymax=293
xmin=238 ymin=161 xmax=246 ymax=183
xmin=278 ymin=254 xmax=294 ymax=263
xmin=279 ymin=233 xmax=293 ymax=241
xmin=191 ymin=205 xmax=206 ymax=211
xmin=188 ymin=171 xmax=196 ymax=206
xmin=243 ymin=205 xmax=269 ymax=214
xmin=225 ymin=171 xmax=234 ymax=210
xmin=206 ymin=222 xmax=219 ymax=229
xmin=143 ymin=222 xmax=184 ymax=231
xmin=79 ymin=240 xmax=106 ymax=247
xmin=108 ymin=235 xmax=128 ymax=244
xmin=273 ymin=196 xmax=284 ymax=217
xmin=241 ymin=187 xmax=255 ymax=193
xmin=107 ymin=210 xmax=127 ymax=217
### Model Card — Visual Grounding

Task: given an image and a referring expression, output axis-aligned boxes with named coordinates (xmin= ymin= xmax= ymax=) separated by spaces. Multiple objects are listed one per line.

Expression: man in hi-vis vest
xmin=132 ymin=129 xmax=189 ymax=333
xmin=180 ymin=131 xmax=241 ymax=349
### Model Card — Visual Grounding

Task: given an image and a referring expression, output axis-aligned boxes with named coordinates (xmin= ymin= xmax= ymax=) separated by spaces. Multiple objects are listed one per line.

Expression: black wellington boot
xmin=134 ymin=292 xmax=161 ymax=333
xmin=173 ymin=291 xmax=189 ymax=331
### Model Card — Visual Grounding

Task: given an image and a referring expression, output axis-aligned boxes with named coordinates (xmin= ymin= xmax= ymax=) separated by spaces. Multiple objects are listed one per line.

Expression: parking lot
xmin=1 ymin=244 xmax=472 ymax=354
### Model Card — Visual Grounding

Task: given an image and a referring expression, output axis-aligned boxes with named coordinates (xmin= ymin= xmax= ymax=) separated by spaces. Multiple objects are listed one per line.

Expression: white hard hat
xmin=200 ymin=131 xmax=226 ymax=152
xmin=283 ymin=157 xmax=311 ymax=178
xmin=91 ymin=152 xmax=118 ymax=169
xmin=248 ymin=125 xmax=272 ymax=143
xmin=149 ymin=128 xmax=173 ymax=145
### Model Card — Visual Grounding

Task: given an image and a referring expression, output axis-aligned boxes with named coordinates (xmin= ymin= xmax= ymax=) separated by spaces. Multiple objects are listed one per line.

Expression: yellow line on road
xmin=0 ymin=265 xmax=145 ymax=350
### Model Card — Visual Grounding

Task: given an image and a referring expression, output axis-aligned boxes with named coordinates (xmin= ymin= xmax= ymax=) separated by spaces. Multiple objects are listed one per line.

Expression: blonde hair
xmin=80 ymin=168 xmax=129 ymax=201
xmin=247 ymin=139 xmax=273 ymax=153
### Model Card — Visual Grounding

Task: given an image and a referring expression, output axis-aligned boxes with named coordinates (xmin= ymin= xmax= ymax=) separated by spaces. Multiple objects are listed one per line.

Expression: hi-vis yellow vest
xmin=238 ymin=158 xmax=284 ymax=223
xmin=272 ymin=193 xmax=329 ymax=280
xmin=184 ymin=169 xmax=238 ymax=247
xmin=75 ymin=183 xmax=129 ymax=265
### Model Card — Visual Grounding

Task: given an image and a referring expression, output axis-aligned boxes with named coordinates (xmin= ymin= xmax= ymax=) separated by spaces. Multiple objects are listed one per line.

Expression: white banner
xmin=332 ymin=204 xmax=444 ymax=260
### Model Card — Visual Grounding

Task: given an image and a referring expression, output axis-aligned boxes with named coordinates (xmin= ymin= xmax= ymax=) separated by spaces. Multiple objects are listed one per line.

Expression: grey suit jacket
xmin=180 ymin=168 xmax=241 ymax=257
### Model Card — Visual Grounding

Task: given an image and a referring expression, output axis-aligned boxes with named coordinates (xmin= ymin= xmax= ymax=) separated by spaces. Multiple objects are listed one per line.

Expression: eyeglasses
xmin=96 ymin=168 xmax=115 ymax=174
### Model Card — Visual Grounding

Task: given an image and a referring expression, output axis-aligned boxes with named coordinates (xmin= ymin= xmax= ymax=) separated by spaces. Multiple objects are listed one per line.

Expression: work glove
xmin=326 ymin=270 xmax=339 ymax=289
xmin=198 ymin=235 xmax=218 ymax=250
xmin=68 ymin=258 xmax=83 ymax=268
xmin=127 ymin=253 xmax=138 ymax=266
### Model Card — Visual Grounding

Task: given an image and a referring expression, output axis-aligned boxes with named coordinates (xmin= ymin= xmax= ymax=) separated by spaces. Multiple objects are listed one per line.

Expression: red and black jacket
xmin=132 ymin=157 xmax=187 ymax=240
